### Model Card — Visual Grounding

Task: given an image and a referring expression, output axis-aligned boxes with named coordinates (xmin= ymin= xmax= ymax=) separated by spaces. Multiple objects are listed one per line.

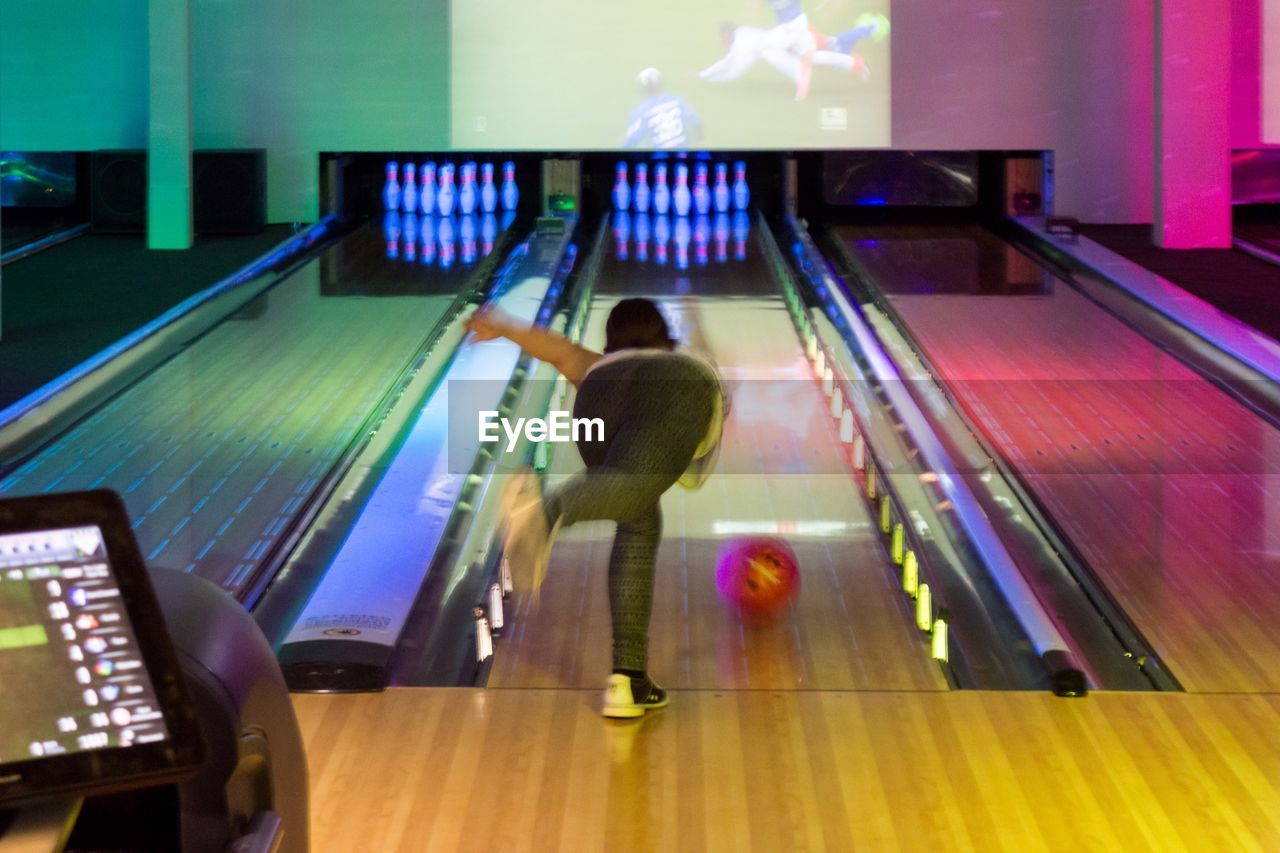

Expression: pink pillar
xmin=1154 ymin=0 xmax=1232 ymax=248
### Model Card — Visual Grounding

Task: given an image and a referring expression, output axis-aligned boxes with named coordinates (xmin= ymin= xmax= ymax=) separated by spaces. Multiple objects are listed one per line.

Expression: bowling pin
xmin=713 ymin=163 xmax=731 ymax=214
xmin=612 ymin=161 xmax=631 ymax=211
xmin=383 ymin=210 xmax=402 ymax=259
xmin=438 ymin=215 xmax=455 ymax=269
xmin=481 ymin=211 xmax=497 ymax=256
xmin=654 ymin=214 xmax=671 ymax=265
xmin=402 ymin=163 xmax=419 ymax=214
xmin=437 ymin=164 xmax=456 ymax=216
xmin=501 ymin=161 xmax=519 ymax=211
xmin=694 ymin=214 xmax=710 ymax=266
xmin=480 ymin=162 xmax=498 ymax=214
xmin=732 ymin=209 xmax=750 ymax=261
xmin=420 ymin=215 xmax=436 ymax=265
xmin=383 ymin=161 xmax=401 ymax=211
xmin=459 ymin=162 xmax=478 ymax=215
xmin=713 ymin=211 xmax=730 ymax=263
xmin=634 ymin=212 xmax=651 ymax=263
xmin=674 ymin=215 xmax=691 ymax=270
xmin=614 ymin=210 xmax=631 ymax=260
xmin=733 ymin=161 xmax=750 ymax=210
xmin=673 ymin=163 xmax=691 ymax=217
xmin=420 ymin=162 xmax=437 ymax=220
xmin=692 ymin=162 xmax=711 ymax=215
xmin=653 ymin=162 xmax=671 ymax=215
xmin=633 ymin=163 xmax=650 ymax=214
xmin=460 ymin=213 xmax=477 ymax=264
xmin=401 ymin=206 xmax=417 ymax=258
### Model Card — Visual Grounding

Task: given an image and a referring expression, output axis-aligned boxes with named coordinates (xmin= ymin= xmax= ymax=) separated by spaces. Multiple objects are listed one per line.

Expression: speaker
xmin=194 ymin=149 xmax=266 ymax=234
xmin=91 ymin=150 xmax=147 ymax=233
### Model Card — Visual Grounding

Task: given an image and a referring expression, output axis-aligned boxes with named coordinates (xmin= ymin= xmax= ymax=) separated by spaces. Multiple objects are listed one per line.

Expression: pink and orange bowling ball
xmin=715 ymin=536 xmax=800 ymax=620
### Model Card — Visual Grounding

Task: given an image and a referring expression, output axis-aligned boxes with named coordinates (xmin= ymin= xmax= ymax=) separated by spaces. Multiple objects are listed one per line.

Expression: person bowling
xmin=465 ymin=298 xmax=726 ymax=718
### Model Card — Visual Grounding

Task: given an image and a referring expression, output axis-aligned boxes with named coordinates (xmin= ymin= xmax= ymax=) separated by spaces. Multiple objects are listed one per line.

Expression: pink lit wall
xmin=891 ymin=1 xmax=1155 ymax=223
xmin=1263 ymin=0 xmax=1280 ymax=143
xmin=1155 ymin=0 xmax=1232 ymax=248
xmin=893 ymin=0 xmax=1268 ymax=223
xmin=1232 ymin=0 xmax=1280 ymax=147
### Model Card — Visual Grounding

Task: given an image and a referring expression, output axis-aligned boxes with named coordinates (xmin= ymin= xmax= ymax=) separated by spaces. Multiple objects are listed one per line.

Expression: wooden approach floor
xmin=295 ymin=687 xmax=1280 ymax=852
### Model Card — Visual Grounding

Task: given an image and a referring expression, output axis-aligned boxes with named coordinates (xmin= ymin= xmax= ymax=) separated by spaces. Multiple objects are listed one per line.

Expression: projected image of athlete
xmin=821 ymin=12 xmax=888 ymax=80
xmin=701 ymin=10 xmax=887 ymax=99
xmin=759 ymin=0 xmax=819 ymax=99
xmin=623 ymin=67 xmax=703 ymax=149
xmin=699 ymin=19 xmax=879 ymax=92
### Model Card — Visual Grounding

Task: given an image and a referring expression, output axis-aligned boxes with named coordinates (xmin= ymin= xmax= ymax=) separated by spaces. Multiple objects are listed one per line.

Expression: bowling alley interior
xmin=3 ymin=1 xmax=1280 ymax=850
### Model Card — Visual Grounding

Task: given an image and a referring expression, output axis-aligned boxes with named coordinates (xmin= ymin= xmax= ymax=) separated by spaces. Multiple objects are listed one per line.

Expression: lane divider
xmin=783 ymin=217 xmax=1087 ymax=696
xmin=776 ymin=235 xmax=953 ymax=674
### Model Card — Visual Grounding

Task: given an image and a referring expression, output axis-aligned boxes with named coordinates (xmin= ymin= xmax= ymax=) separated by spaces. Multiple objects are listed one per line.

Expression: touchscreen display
xmin=0 ymin=525 xmax=171 ymax=764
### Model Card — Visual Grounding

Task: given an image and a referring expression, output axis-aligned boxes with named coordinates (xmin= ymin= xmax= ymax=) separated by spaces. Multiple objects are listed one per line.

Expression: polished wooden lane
xmin=295 ymin=688 xmax=1280 ymax=852
xmin=487 ymin=297 xmax=945 ymax=693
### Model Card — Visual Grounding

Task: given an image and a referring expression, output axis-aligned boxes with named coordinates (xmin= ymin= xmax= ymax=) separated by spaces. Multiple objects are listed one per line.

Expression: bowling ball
xmin=715 ymin=537 xmax=800 ymax=620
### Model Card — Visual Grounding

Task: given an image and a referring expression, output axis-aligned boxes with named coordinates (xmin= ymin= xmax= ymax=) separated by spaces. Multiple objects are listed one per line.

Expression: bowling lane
xmin=0 ymin=218 xmax=511 ymax=603
xmin=838 ymin=224 xmax=1280 ymax=693
xmin=487 ymin=214 xmax=947 ymax=692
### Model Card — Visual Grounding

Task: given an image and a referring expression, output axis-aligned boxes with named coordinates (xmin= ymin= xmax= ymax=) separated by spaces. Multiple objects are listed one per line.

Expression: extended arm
xmin=699 ymin=51 xmax=741 ymax=82
xmin=465 ymin=308 xmax=602 ymax=387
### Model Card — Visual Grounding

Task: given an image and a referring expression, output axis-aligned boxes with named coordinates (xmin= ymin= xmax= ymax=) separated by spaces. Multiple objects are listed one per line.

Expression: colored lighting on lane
xmin=915 ymin=583 xmax=933 ymax=631
xmin=901 ymin=551 xmax=919 ymax=597
xmin=931 ymin=617 xmax=949 ymax=662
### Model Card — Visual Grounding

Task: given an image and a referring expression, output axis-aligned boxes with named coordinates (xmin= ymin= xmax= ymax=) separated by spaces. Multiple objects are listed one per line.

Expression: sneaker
xmin=602 ymin=673 xmax=669 ymax=719
xmin=500 ymin=471 xmax=560 ymax=604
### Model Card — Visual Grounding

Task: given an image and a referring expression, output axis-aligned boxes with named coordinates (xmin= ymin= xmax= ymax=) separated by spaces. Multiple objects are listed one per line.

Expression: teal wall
xmin=0 ymin=0 xmax=148 ymax=149
xmin=1 ymin=0 xmax=449 ymax=222
xmin=192 ymin=0 xmax=450 ymax=220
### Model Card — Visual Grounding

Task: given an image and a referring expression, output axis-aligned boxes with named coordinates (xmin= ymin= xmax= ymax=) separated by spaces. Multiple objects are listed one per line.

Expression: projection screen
xmin=452 ymin=1 xmax=891 ymax=150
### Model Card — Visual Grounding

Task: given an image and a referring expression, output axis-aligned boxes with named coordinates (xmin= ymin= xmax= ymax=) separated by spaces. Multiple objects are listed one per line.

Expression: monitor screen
xmin=451 ymin=1 xmax=891 ymax=150
xmin=0 ymin=492 xmax=202 ymax=805
xmin=0 ymin=525 xmax=171 ymax=763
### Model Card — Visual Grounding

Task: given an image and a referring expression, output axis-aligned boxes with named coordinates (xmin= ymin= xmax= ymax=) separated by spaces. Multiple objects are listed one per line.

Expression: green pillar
xmin=148 ymin=0 xmax=192 ymax=249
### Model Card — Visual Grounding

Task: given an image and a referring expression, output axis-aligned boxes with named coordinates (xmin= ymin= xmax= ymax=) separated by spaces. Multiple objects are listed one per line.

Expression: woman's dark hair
xmin=604 ymin=298 xmax=677 ymax=353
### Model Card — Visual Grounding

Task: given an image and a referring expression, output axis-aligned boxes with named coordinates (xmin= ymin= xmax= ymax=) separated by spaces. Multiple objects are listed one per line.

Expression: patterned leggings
xmin=543 ymin=352 xmax=719 ymax=672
